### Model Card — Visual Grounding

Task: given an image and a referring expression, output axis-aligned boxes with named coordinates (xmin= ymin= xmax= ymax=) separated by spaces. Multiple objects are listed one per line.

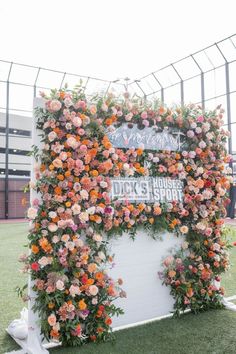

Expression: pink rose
xmin=142 ymin=120 xmax=149 ymax=127
xmin=197 ymin=115 xmax=204 ymax=123
xmin=187 ymin=130 xmax=194 ymax=138
xmin=69 ymin=284 xmax=81 ymax=297
xmin=163 ymin=255 xmax=174 ymax=267
xmin=141 ymin=111 xmax=148 ymax=119
xmin=74 ymin=100 xmax=86 ymax=110
xmin=78 ymin=128 xmax=85 ymax=136
xmin=72 ymin=116 xmax=82 ymax=127
xmin=49 ymin=100 xmax=62 ymax=112
xmin=125 ymin=113 xmax=133 ymax=121
xmin=59 ymin=152 xmax=68 ymax=161
xmin=66 ymin=137 xmax=79 ymax=149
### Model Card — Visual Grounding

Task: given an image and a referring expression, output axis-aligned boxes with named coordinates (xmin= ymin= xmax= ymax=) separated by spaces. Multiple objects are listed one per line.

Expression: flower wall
xmin=25 ymin=87 xmax=231 ymax=346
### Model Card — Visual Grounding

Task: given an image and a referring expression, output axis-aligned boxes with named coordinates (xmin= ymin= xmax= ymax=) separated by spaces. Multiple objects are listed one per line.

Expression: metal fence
xmin=127 ymin=33 xmax=236 ymax=157
xmin=1 ymin=33 xmax=236 ymax=218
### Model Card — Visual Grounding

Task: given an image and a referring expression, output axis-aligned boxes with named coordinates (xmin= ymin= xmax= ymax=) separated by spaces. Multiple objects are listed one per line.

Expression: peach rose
xmin=27 ymin=207 xmax=38 ymax=219
xmin=48 ymin=313 xmax=57 ymax=326
xmin=89 ymin=285 xmax=98 ymax=296
xmin=168 ymin=270 xmax=176 ymax=278
xmin=90 ymin=105 xmax=97 ymax=115
xmin=88 ymin=263 xmax=97 ymax=273
xmin=180 ymin=225 xmax=189 ymax=234
xmin=52 ymin=158 xmax=63 ymax=168
xmin=61 ymin=234 xmax=70 ymax=242
xmin=48 ymin=223 xmax=58 ymax=232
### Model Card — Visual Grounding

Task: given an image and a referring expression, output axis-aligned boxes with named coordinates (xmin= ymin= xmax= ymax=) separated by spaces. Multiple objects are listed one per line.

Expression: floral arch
xmin=23 ymin=87 xmax=231 ymax=347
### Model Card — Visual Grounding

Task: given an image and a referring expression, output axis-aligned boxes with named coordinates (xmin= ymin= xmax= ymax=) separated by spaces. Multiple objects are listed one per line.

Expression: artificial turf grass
xmin=51 ymin=309 xmax=236 ymax=354
xmin=0 ymin=222 xmax=28 ymax=353
xmin=221 ymin=226 xmax=236 ymax=297
xmin=0 ymin=222 xmax=236 ymax=354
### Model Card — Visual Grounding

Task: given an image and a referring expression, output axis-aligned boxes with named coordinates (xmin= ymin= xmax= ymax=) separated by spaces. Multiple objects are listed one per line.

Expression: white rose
xmin=199 ymin=140 xmax=206 ymax=149
xmin=56 ymin=280 xmax=65 ymax=291
xmin=52 ymin=235 xmax=60 ymax=243
xmin=65 ymin=241 xmax=75 ymax=251
xmin=38 ymin=256 xmax=50 ymax=267
xmin=101 ymin=103 xmax=108 ymax=112
xmin=79 ymin=212 xmax=89 ymax=223
xmin=98 ymin=251 xmax=105 ymax=260
xmin=48 ymin=131 xmax=57 ymax=142
xmin=48 ymin=211 xmax=57 ymax=219
xmin=87 ymin=206 xmax=96 ymax=215
xmin=123 ymin=163 xmax=130 ymax=170
xmin=64 ymin=97 xmax=73 ymax=107
xmin=27 ymin=207 xmax=38 ymax=219
xmin=80 ymin=190 xmax=89 ymax=200
xmin=100 ymin=181 xmax=108 ymax=188
xmin=93 ymin=233 xmax=103 ymax=242
xmin=71 ymin=204 xmax=81 ymax=215
xmin=74 ymin=238 xmax=84 ymax=248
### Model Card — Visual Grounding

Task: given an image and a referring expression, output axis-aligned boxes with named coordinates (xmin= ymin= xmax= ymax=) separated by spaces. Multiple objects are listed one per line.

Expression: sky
xmin=0 ymin=0 xmax=236 ymax=81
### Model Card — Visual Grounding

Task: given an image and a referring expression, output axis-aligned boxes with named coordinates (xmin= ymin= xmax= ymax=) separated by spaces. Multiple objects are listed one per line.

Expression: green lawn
xmin=1 ymin=222 xmax=236 ymax=354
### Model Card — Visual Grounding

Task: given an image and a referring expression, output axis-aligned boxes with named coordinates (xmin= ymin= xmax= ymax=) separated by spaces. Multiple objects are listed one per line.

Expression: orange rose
xmin=31 ymin=245 xmax=39 ymax=254
xmin=78 ymin=299 xmax=87 ymax=310
xmin=187 ymin=287 xmax=194 ymax=298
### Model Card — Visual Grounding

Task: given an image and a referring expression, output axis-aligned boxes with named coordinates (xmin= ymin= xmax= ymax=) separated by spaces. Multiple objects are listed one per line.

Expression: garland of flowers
xmin=22 ymin=87 xmax=231 ymax=346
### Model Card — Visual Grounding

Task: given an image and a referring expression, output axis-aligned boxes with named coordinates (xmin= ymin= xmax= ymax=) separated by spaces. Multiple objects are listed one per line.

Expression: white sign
xmin=111 ymin=177 xmax=183 ymax=203
xmin=107 ymin=124 xmax=184 ymax=151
